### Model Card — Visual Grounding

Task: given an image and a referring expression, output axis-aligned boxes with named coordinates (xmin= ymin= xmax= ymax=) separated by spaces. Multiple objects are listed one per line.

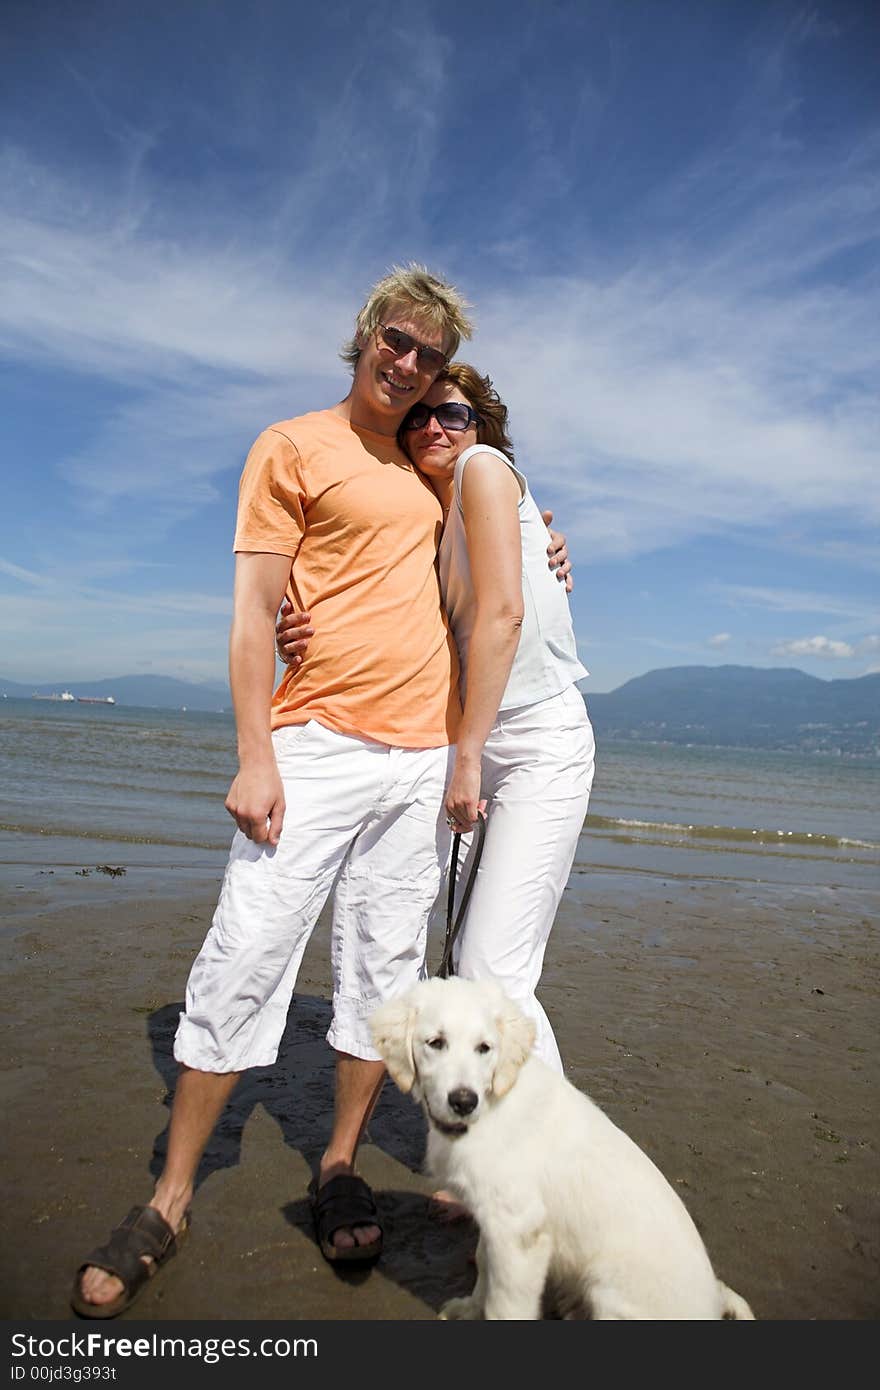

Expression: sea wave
xmin=6 ymin=813 xmax=872 ymax=861
xmin=0 ymin=821 xmax=228 ymax=851
xmin=34 ymin=778 xmax=226 ymax=800
xmin=585 ymin=814 xmax=879 ymax=853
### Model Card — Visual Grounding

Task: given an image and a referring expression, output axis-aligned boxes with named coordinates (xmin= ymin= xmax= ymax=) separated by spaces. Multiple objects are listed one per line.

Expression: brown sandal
xmin=310 ymin=1175 xmax=383 ymax=1265
xmin=70 ymin=1205 xmax=189 ymax=1319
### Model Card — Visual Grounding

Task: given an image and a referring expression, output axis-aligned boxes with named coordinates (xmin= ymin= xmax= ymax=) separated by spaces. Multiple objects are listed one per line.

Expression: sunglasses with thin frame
xmin=402 ymin=402 xmax=481 ymax=433
xmin=376 ymin=323 xmax=449 ymax=372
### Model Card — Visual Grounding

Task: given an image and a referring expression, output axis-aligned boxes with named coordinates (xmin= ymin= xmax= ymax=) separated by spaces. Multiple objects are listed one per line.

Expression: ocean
xmin=1 ymin=696 xmax=877 ymax=898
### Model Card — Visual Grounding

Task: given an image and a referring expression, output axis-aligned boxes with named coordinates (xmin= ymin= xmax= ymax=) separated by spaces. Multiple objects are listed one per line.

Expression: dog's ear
xmin=492 ymin=996 xmax=536 ymax=1098
xmin=370 ymin=996 xmax=417 ymax=1093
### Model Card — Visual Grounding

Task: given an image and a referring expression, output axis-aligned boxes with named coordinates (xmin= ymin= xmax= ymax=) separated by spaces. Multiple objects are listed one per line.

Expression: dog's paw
xmin=439 ymin=1296 xmax=483 ymax=1320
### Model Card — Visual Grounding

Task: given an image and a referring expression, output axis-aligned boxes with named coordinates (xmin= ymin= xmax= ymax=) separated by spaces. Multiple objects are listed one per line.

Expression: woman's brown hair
xmin=398 ymin=362 xmax=515 ymax=462
xmin=441 ymin=362 xmax=515 ymax=462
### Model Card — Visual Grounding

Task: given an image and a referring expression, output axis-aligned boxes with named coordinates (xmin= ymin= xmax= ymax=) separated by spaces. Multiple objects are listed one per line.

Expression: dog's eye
xmin=427 ymin=1036 xmax=446 ymax=1051
xmin=476 ymin=1042 xmax=492 ymax=1055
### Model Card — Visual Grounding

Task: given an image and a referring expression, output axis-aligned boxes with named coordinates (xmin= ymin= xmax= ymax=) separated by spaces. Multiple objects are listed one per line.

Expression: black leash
xmin=437 ymin=812 xmax=487 ymax=979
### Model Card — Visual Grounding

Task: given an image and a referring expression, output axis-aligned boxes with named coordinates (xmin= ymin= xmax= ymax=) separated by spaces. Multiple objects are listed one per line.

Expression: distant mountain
xmin=3 ymin=665 xmax=878 ymax=753
xmin=585 ymin=665 xmax=880 ymax=756
xmin=0 ymin=674 xmax=230 ymax=712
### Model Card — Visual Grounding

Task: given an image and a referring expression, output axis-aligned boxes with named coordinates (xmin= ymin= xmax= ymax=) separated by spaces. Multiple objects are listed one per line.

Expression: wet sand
xmin=1 ymin=858 xmax=877 ymax=1320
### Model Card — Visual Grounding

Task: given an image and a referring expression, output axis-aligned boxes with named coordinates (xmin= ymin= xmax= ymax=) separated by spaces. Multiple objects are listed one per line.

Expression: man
xmin=72 ymin=265 xmax=566 ymax=1316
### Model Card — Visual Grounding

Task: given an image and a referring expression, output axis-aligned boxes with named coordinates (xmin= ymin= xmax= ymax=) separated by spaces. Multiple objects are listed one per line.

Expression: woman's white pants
xmin=452 ymin=684 xmax=595 ymax=1073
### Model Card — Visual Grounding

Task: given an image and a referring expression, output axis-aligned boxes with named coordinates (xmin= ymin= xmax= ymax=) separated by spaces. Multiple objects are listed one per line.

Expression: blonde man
xmin=73 ymin=266 xmax=476 ymax=1314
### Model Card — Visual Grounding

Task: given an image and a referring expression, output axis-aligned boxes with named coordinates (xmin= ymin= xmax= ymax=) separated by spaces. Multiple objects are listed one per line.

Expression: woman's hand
xmin=275 ymin=600 xmax=314 ymax=667
xmin=445 ymin=755 xmax=487 ymax=832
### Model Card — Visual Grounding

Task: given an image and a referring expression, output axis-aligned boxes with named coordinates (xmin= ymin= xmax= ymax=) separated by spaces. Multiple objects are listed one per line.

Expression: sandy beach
xmin=1 ymin=855 xmax=877 ymax=1321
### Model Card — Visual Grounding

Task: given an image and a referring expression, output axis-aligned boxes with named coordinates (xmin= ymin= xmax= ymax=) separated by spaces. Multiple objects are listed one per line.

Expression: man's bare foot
xmin=316 ymin=1162 xmax=381 ymax=1252
xmin=429 ymin=1188 xmax=473 ymax=1224
xmin=78 ymin=1266 xmax=125 ymax=1309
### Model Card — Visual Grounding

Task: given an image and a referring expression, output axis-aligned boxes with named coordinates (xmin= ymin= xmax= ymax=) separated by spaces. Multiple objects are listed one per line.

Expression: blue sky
xmin=2 ymin=0 xmax=878 ymax=693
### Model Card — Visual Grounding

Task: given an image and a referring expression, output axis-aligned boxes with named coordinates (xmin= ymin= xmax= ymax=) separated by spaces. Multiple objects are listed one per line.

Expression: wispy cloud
xmin=3 ymin=65 xmax=878 ymax=562
xmin=0 ymin=153 xmax=354 ymax=385
xmin=0 ymin=583 xmax=233 ymax=683
xmin=771 ymin=635 xmax=855 ymax=660
xmin=477 ymin=136 xmax=879 ymax=558
xmin=715 ymin=585 xmax=878 ymax=623
xmin=0 ymin=572 xmax=231 ymax=617
xmin=0 ymin=557 xmax=53 ymax=587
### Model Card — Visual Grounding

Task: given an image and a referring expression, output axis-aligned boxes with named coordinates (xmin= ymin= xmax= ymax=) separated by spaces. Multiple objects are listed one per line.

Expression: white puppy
xmin=371 ymin=977 xmax=754 ymax=1321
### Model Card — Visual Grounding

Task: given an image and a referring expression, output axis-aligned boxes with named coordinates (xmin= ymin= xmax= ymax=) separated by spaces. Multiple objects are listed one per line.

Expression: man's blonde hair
xmin=341 ymin=263 xmax=474 ymax=372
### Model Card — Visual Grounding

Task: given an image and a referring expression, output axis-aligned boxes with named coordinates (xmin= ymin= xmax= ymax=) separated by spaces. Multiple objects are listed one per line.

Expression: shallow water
xmin=1 ymin=697 xmax=877 ymax=895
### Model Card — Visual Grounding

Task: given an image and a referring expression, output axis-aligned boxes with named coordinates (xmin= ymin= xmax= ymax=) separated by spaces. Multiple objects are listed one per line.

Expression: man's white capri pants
xmin=452 ymin=683 xmax=595 ymax=1073
xmin=175 ymin=721 xmax=453 ymax=1070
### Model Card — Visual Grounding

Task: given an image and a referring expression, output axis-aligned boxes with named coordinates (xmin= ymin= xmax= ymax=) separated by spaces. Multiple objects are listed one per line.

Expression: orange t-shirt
xmin=233 ymin=410 xmax=461 ymax=748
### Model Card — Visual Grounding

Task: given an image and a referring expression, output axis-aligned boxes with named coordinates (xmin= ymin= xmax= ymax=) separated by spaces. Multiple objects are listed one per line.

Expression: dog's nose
xmin=448 ymin=1087 xmax=478 ymax=1116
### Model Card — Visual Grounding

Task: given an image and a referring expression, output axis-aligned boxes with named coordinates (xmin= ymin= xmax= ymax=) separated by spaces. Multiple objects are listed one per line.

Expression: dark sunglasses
xmin=402 ymin=402 xmax=481 ymax=433
xmin=376 ymin=323 xmax=448 ymax=372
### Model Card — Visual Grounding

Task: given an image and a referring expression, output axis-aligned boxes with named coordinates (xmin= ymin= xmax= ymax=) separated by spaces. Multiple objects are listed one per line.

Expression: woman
xmin=280 ymin=365 xmax=595 ymax=1071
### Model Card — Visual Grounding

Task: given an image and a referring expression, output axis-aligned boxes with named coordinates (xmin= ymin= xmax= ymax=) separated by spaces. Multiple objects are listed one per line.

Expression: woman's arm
xmin=446 ymin=453 xmax=524 ymax=831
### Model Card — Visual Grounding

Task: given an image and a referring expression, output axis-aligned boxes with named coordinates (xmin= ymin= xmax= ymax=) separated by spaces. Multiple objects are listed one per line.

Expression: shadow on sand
xmin=145 ymin=995 xmax=475 ymax=1312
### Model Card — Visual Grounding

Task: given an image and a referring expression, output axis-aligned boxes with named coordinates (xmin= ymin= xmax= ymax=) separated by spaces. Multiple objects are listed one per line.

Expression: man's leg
xmin=77 ymin=722 xmax=389 ymax=1303
xmin=77 ymin=1067 xmax=241 ymax=1308
xmin=316 ymin=1054 xmax=386 ymax=1251
xmin=318 ymin=742 xmax=453 ymax=1253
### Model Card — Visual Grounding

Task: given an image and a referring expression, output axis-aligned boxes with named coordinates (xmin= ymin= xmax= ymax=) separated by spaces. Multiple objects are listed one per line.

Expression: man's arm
xmin=225 ymin=551 xmax=294 ymax=846
xmin=273 ymin=511 xmax=572 ymax=666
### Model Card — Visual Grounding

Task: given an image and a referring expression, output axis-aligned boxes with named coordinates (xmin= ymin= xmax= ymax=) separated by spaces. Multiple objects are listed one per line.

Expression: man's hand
xmin=276 ymin=599 xmax=314 ymax=667
xmin=541 ymin=509 xmax=573 ymax=592
xmin=225 ymin=760 xmax=286 ymax=845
